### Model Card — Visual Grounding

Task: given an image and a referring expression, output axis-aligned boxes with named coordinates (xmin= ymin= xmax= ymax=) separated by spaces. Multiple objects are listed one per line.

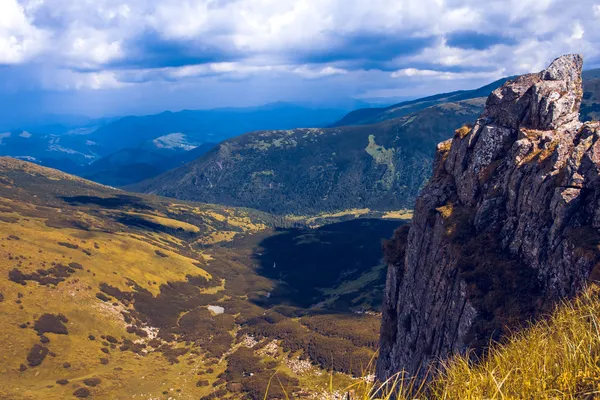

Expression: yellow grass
xmin=287 ymin=209 xmax=372 ymax=227
xmin=381 ymin=210 xmax=413 ymax=220
xmin=123 ymin=211 xmax=201 ymax=233
xmin=343 ymin=285 xmax=600 ymax=400
xmin=0 ymin=214 xmax=220 ymax=399
xmin=454 ymin=125 xmax=472 ymax=139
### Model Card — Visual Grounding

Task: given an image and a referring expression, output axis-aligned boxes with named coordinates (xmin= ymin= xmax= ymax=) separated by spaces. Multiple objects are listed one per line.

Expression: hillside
xmin=86 ymin=103 xmax=347 ymax=156
xmin=0 ymin=157 xmax=407 ymax=399
xmin=81 ymin=142 xmax=217 ymax=187
xmin=376 ymin=55 xmax=600 ymax=382
xmin=0 ymin=104 xmax=346 ymax=178
xmin=355 ymin=285 xmax=600 ymax=399
xmin=130 ymin=71 xmax=600 ymax=216
xmin=129 ymin=99 xmax=485 ymax=215
xmin=330 ymin=77 xmax=512 ymax=127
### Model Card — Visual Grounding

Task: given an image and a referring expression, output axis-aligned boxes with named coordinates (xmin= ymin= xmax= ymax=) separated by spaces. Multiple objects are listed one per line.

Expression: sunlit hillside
xmin=0 ymin=157 xmax=407 ymax=399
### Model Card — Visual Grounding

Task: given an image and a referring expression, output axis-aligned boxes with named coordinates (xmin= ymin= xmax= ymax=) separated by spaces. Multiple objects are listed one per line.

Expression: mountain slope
xmin=129 ymin=99 xmax=486 ymax=215
xmin=132 ymin=71 xmax=600 ymax=216
xmin=376 ymin=55 xmax=600 ymax=380
xmin=86 ymin=103 xmax=347 ymax=155
xmin=0 ymin=104 xmax=346 ymax=178
xmin=81 ymin=141 xmax=217 ymax=187
xmin=0 ymin=157 xmax=406 ymax=399
xmin=330 ymin=77 xmax=512 ymax=127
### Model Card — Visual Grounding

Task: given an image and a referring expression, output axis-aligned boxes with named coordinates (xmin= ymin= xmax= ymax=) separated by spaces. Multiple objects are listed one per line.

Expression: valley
xmin=3 ymin=0 xmax=600 ymax=398
xmin=1 ymin=47 xmax=600 ymax=400
xmin=129 ymin=70 xmax=600 ymax=216
xmin=0 ymin=104 xmax=347 ymax=187
xmin=0 ymin=157 xmax=405 ymax=399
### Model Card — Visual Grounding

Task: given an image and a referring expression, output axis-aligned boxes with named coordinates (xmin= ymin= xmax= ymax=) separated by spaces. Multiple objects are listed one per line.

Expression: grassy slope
xmin=0 ymin=157 xmax=405 ymax=399
xmin=352 ymin=285 xmax=600 ymax=400
xmin=129 ymin=74 xmax=600 ymax=217
xmin=432 ymin=285 xmax=600 ymax=399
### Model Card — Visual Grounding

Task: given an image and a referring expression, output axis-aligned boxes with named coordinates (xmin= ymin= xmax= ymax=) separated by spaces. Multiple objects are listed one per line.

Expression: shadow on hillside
xmin=250 ymin=218 xmax=406 ymax=310
xmin=61 ymin=194 xmax=152 ymax=210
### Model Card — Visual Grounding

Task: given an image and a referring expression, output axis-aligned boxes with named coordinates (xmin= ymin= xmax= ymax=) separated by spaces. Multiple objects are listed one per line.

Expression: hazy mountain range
xmin=0 ymin=103 xmax=348 ymax=186
xmin=128 ymin=69 xmax=600 ymax=214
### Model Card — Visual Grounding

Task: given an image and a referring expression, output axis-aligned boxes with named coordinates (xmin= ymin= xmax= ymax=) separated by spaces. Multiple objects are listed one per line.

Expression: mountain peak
xmin=377 ymin=55 xmax=600 ymax=381
xmin=483 ymin=54 xmax=583 ymax=131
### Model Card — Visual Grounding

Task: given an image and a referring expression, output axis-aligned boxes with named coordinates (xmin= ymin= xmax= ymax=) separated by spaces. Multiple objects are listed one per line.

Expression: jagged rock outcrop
xmin=377 ymin=54 xmax=600 ymax=380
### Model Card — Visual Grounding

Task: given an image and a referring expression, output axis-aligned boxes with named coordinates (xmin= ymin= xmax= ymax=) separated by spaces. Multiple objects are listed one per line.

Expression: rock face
xmin=377 ymin=54 xmax=600 ymax=380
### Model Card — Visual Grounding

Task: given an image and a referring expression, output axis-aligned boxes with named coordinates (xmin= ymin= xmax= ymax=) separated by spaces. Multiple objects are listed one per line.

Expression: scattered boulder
xmin=73 ymin=388 xmax=90 ymax=398
xmin=105 ymin=335 xmax=118 ymax=344
xmin=155 ymin=250 xmax=168 ymax=258
xmin=95 ymin=293 xmax=111 ymax=302
xmin=83 ymin=378 xmax=101 ymax=387
xmin=27 ymin=344 xmax=49 ymax=367
xmin=33 ymin=313 xmax=69 ymax=335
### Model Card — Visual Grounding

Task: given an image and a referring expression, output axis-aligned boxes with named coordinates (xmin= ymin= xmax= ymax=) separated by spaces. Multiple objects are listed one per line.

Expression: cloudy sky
xmin=1 ymin=0 xmax=599 ymax=118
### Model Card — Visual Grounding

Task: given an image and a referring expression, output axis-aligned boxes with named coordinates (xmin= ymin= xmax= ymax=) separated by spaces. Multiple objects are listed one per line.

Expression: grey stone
xmin=377 ymin=54 xmax=600 ymax=381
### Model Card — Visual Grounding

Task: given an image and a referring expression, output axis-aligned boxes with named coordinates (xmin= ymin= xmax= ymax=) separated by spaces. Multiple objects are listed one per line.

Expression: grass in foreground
xmin=310 ymin=285 xmax=600 ymax=399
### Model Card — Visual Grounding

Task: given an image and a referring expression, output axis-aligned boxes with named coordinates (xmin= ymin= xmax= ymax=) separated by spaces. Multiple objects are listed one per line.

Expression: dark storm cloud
xmin=109 ymin=32 xmax=243 ymax=69
xmin=446 ymin=30 xmax=517 ymax=50
xmin=298 ymin=33 xmax=436 ymax=66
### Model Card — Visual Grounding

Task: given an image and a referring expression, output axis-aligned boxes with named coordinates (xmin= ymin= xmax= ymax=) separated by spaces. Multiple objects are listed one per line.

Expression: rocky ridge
xmin=377 ymin=54 xmax=600 ymax=379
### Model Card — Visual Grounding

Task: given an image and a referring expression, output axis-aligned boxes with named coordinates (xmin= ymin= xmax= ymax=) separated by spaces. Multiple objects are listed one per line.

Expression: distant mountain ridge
xmin=128 ymin=98 xmax=486 ymax=214
xmin=82 ymin=141 xmax=217 ymax=187
xmin=131 ymin=70 xmax=600 ymax=215
xmin=330 ymin=77 xmax=514 ymax=127
xmin=0 ymin=103 xmax=347 ymax=186
xmin=85 ymin=103 xmax=348 ymax=155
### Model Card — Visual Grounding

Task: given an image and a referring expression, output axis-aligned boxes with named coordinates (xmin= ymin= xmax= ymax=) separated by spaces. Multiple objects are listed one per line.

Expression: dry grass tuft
xmin=431 ymin=285 xmax=600 ymax=400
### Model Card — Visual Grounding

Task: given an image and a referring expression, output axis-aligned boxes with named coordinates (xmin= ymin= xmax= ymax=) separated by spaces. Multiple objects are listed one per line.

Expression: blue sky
xmin=1 ymin=0 xmax=599 ymax=118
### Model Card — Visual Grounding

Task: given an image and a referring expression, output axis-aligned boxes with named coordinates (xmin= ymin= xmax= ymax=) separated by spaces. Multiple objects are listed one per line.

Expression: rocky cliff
xmin=377 ymin=54 xmax=600 ymax=380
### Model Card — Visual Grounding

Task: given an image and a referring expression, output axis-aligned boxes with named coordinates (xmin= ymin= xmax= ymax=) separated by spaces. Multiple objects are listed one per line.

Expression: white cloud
xmin=571 ymin=22 xmax=585 ymax=40
xmin=292 ymin=65 xmax=348 ymax=79
xmin=0 ymin=0 xmax=46 ymax=63
xmin=1 ymin=0 xmax=599 ymax=108
xmin=391 ymin=67 xmax=502 ymax=81
xmin=68 ymin=31 xmax=123 ymax=65
xmin=39 ymin=68 xmax=127 ymax=90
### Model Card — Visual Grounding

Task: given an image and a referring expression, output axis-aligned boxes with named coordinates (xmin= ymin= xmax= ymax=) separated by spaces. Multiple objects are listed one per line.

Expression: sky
xmin=1 ymin=0 xmax=600 ymax=118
